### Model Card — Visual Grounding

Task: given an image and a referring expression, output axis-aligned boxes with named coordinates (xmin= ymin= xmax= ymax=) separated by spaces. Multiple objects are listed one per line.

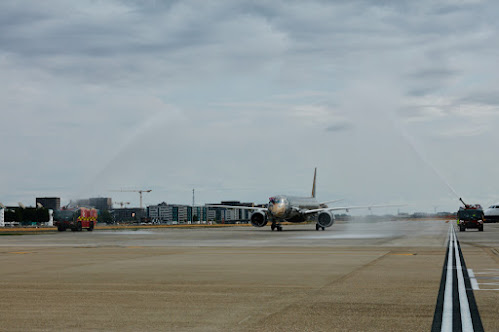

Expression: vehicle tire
xmin=271 ymin=224 xmax=275 ymax=231
xmin=479 ymin=226 xmax=484 ymax=232
xmin=316 ymin=224 xmax=320 ymax=231
xmin=77 ymin=222 xmax=82 ymax=232
xmin=88 ymin=223 xmax=94 ymax=231
xmin=57 ymin=226 xmax=65 ymax=232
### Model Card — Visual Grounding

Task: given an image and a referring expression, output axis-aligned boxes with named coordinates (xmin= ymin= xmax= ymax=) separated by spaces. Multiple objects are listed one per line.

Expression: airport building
xmin=72 ymin=197 xmax=112 ymax=211
xmin=204 ymin=201 xmax=254 ymax=223
xmin=89 ymin=197 xmax=113 ymax=211
xmin=207 ymin=209 xmax=216 ymax=221
xmin=147 ymin=201 xmax=255 ymax=224
xmin=147 ymin=203 xmax=208 ymax=224
xmin=36 ymin=197 xmax=61 ymax=211
xmin=112 ymin=208 xmax=146 ymax=222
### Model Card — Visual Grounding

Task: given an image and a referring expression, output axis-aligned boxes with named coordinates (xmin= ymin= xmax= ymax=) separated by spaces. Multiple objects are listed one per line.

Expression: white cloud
xmin=2 ymin=0 xmax=499 ymax=212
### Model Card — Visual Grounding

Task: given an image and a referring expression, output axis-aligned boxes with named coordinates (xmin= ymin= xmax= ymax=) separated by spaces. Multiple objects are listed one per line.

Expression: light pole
xmin=192 ymin=189 xmax=195 ymax=224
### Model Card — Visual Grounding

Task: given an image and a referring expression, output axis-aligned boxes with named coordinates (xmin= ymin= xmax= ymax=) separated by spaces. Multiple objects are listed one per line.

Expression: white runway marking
xmin=441 ymin=227 xmax=453 ymax=331
xmin=469 ymin=268 xmax=499 ymax=291
xmin=437 ymin=225 xmax=482 ymax=332
xmin=453 ymin=229 xmax=473 ymax=331
xmin=468 ymin=269 xmax=480 ymax=290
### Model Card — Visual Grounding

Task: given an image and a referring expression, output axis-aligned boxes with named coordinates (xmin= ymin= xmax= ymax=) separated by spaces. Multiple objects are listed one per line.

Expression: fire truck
xmin=457 ymin=198 xmax=484 ymax=232
xmin=54 ymin=207 xmax=97 ymax=232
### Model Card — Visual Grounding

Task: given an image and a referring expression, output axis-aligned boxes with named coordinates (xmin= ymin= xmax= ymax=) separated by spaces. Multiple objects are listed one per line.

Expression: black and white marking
xmin=431 ymin=225 xmax=484 ymax=332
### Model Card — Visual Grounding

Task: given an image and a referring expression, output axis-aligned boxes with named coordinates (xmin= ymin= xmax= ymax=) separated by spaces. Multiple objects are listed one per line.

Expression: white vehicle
xmin=484 ymin=203 xmax=499 ymax=223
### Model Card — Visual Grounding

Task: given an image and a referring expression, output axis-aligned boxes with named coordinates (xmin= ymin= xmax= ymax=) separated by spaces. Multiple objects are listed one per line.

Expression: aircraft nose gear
xmin=271 ymin=222 xmax=283 ymax=232
xmin=315 ymin=224 xmax=325 ymax=231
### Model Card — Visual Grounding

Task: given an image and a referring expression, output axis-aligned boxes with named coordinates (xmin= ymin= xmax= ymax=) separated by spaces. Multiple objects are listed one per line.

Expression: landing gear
xmin=316 ymin=224 xmax=325 ymax=231
xmin=271 ymin=222 xmax=283 ymax=232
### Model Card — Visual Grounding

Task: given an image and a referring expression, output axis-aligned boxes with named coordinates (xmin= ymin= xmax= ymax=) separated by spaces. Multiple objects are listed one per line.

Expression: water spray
xmin=384 ymin=110 xmax=461 ymax=202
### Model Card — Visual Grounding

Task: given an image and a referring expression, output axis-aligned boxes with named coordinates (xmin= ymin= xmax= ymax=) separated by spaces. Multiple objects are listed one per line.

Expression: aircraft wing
xmin=205 ymin=205 xmax=268 ymax=212
xmin=303 ymin=204 xmax=403 ymax=215
xmin=319 ymin=199 xmax=344 ymax=206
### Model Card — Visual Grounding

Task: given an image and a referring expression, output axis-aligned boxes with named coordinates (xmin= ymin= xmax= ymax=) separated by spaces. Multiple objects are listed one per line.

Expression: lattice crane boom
xmin=110 ymin=189 xmax=152 ymax=209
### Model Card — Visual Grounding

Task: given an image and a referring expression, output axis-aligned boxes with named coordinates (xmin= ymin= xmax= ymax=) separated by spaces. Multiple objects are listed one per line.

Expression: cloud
xmin=325 ymin=123 xmax=354 ymax=133
xmin=2 ymin=0 xmax=499 ymax=213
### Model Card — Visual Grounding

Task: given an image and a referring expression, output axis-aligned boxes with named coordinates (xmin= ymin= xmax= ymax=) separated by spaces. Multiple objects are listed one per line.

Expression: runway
xmin=431 ymin=226 xmax=483 ymax=331
xmin=2 ymin=219 xmax=499 ymax=331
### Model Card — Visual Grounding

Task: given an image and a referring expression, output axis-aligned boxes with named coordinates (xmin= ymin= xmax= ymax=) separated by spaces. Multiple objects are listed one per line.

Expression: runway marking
xmin=468 ymin=270 xmax=479 ymax=290
xmin=431 ymin=225 xmax=484 ymax=332
xmin=468 ymin=268 xmax=499 ymax=290
xmin=7 ymin=251 xmax=32 ymax=254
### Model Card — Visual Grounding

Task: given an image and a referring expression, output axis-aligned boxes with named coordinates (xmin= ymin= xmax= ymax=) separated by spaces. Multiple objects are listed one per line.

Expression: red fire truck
xmin=54 ymin=207 xmax=97 ymax=232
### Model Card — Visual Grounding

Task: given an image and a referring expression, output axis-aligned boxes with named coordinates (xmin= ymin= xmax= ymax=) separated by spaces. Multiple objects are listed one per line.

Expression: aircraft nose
xmin=271 ymin=203 xmax=286 ymax=217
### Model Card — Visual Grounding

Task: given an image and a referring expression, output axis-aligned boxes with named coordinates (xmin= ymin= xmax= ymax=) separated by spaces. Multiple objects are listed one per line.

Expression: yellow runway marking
xmin=8 ymin=251 xmax=32 ymax=254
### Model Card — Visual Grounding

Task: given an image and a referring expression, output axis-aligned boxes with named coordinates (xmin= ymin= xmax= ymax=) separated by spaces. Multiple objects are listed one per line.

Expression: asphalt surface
xmin=1 ymin=219 xmax=499 ymax=331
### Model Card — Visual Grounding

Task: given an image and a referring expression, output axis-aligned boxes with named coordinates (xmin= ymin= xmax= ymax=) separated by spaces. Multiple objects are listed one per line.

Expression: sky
xmin=1 ymin=0 xmax=499 ymax=213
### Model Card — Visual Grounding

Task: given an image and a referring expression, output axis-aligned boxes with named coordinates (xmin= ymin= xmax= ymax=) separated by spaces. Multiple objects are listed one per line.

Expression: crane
xmin=110 ymin=189 xmax=151 ymax=209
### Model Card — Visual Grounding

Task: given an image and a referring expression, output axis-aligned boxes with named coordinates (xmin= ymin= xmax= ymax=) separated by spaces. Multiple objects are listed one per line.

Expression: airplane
xmin=208 ymin=168 xmax=397 ymax=231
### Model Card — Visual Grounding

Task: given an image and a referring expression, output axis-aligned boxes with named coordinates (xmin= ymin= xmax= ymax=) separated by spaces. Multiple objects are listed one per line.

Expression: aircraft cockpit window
xmin=269 ymin=197 xmax=287 ymax=204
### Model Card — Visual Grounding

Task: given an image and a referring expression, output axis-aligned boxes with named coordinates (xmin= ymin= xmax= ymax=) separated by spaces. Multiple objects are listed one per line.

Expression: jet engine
xmin=250 ymin=211 xmax=268 ymax=227
xmin=317 ymin=211 xmax=334 ymax=228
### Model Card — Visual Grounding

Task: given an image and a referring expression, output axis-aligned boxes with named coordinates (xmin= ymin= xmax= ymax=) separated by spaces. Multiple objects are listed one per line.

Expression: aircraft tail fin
xmin=311 ymin=168 xmax=317 ymax=198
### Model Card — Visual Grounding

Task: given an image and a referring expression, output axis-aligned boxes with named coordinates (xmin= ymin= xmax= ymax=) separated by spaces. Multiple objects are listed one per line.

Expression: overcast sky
xmin=2 ymin=0 xmax=499 ymax=213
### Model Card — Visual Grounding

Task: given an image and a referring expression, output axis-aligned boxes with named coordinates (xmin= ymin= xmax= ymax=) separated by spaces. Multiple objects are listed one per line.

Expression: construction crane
xmin=110 ymin=189 xmax=151 ymax=209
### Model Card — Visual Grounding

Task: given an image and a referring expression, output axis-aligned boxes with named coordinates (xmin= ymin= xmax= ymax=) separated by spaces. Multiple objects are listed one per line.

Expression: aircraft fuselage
xmin=268 ymin=195 xmax=320 ymax=222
